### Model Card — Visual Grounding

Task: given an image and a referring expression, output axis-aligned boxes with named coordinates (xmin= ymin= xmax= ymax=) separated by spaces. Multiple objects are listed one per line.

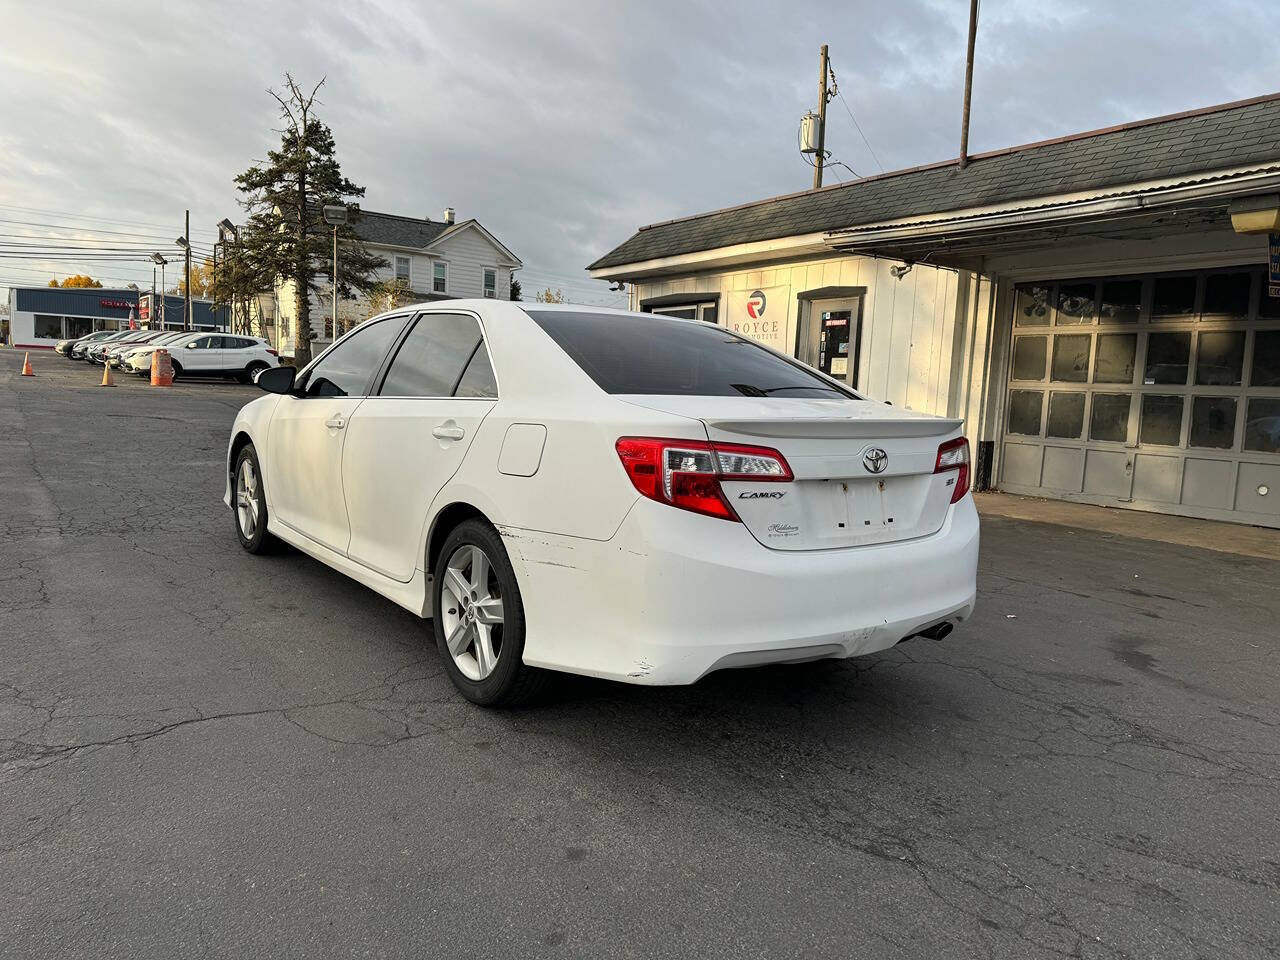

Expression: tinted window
xmin=455 ymin=346 xmax=498 ymax=398
xmin=305 ymin=318 xmax=401 ymax=398
xmin=380 ymin=313 xmax=483 ymax=397
xmin=1252 ymin=330 xmax=1280 ymax=387
xmin=528 ymin=310 xmax=852 ymax=399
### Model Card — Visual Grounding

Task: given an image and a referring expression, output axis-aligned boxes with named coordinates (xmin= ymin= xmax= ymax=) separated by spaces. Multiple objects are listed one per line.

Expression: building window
xmin=34 ymin=315 xmax=63 ymax=338
xmin=433 ymin=261 xmax=447 ymax=293
xmin=650 ymin=302 xmax=718 ymax=323
xmin=483 ymin=268 xmax=497 ymax=298
xmin=394 ymin=256 xmax=411 ymax=284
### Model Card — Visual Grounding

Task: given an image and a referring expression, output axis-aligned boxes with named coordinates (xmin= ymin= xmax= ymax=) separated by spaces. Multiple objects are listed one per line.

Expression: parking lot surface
xmin=3 ymin=350 xmax=1278 ymax=959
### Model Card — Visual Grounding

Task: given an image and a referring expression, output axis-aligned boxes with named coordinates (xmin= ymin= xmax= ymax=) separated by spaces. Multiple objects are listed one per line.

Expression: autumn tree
xmin=48 ymin=275 xmax=102 ymax=288
xmin=235 ymin=74 xmax=385 ymax=364
xmin=174 ymin=258 xmax=215 ymax=297
xmin=535 ymin=287 xmax=566 ymax=303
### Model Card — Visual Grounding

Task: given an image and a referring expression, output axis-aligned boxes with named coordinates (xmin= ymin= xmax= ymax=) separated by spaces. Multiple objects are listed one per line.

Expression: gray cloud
xmin=2 ymin=0 xmax=1277 ymax=304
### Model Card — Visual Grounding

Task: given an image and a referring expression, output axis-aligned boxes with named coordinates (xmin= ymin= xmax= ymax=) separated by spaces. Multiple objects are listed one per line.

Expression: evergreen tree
xmin=235 ymin=74 xmax=386 ymax=364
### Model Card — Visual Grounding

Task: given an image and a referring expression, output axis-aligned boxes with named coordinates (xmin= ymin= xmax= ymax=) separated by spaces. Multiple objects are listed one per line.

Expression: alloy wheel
xmin=440 ymin=544 xmax=505 ymax=681
xmin=235 ymin=458 xmax=260 ymax=539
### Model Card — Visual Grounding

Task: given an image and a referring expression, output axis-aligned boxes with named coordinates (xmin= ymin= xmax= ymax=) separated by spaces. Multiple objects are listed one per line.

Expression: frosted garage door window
xmin=1099 ymin=279 xmax=1141 ymax=323
xmin=1244 ymin=398 xmax=1280 ymax=453
xmin=1201 ymin=272 xmax=1251 ymax=318
xmin=1055 ymin=282 xmax=1096 ymax=325
xmin=1190 ymin=397 xmax=1237 ymax=449
xmin=1052 ymin=335 xmax=1091 ymax=382
xmin=1089 ymin=394 xmax=1130 ymax=442
xmin=1250 ymin=330 xmax=1280 ymax=387
xmin=1012 ymin=336 xmax=1046 ymax=381
xmin=1196 ymin=331 xmax=1245 ymax=386
xmin=1094 ymin=334 xmax=1136 ymax=383
xmin=1015 ymin=286 xmax=1051 ymax=326
xmin=1145 ymin=333 xmax=1190 ymax=385
xmin=1140 ymin=394 xmax=1183 ymax=447
xmin=1008 ymin=390 xmax=1043 ymax=436
xmin=1046 ymin=392 xmax=1085 ymax=439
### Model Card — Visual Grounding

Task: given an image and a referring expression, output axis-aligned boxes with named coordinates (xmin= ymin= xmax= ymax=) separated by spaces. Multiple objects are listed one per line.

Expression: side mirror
xmin=185 ymin=341 xmax=199 ymax=349
xmin=256 ymin=365 xmax=297 ymax=394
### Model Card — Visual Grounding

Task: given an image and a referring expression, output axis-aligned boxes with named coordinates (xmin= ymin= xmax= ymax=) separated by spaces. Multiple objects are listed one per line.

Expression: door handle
xmin=325 ymin=415 xmax=346 ymax=430
xmin=432 ymin=424 xmax=465 ymax=441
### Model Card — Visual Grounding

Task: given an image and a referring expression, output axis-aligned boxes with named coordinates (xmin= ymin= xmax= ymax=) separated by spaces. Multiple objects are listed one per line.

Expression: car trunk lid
xmin=619 ymin=395 xmax=963 ymax=550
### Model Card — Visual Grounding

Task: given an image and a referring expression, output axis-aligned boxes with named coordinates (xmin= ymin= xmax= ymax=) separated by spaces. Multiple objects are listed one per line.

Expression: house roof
xmin=351 ymin=209 xmax=452 ymax=248
xmin=589 ymin=92 xmax=1280 ymax=272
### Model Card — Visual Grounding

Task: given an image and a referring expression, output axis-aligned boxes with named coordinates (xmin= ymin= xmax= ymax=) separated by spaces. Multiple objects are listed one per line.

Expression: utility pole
xmin=958 ymin=0 xmax=979 ymax=168
xmin=151 ymin=267 xmax=157 ymax=331
xmin=183 ymin=209 xmax=192 ymax=331
xmin=813 ymin=44 xmax=830 ymax=190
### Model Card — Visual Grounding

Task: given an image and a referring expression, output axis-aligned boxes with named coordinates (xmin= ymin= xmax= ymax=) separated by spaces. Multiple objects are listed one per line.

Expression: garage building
xmin=589 ymin=94 xmax=1280 ymax=529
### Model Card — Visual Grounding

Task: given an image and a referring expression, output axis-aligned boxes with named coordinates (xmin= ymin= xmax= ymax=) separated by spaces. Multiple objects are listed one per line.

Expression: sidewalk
xmin=976 ymin=490 xmax=1280 ymax=561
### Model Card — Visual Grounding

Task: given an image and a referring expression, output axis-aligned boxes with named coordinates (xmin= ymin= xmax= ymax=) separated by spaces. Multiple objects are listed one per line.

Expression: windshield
xmin=526 ymin=310 xmax=853 ymax=399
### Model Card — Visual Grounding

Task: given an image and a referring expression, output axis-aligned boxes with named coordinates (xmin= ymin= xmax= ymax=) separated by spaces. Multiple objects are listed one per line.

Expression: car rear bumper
xmin=505 ymin=495 xmax=979 ymax=685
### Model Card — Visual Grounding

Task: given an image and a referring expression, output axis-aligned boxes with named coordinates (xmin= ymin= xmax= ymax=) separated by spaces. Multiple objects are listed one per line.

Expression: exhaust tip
xmin=903 ymin=621 xmax=954 ymax=643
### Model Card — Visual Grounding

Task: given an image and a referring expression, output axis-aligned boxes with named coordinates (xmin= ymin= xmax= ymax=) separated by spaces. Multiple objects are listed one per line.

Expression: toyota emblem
xmin=863 ymin=447 xmax=888 ymax=474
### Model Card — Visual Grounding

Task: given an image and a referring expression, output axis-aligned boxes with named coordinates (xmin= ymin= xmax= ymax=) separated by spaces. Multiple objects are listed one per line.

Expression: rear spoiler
xmin=703 ymin=417 xmax=964 ymax=440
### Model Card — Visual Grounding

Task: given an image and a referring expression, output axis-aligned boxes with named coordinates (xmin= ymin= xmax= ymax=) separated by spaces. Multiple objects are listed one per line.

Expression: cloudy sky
xmin=2 ymin=0 xmax=1277 ymax=306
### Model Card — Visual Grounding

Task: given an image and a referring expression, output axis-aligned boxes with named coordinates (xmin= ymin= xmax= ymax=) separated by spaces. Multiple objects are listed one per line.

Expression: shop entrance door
xmin=813 ymin=300 xmax=859 ymax=387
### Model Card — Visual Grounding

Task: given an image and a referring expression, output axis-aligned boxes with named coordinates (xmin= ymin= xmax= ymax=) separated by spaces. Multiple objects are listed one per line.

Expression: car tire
xmin=170 ymin=359 xmax=182 ymax=380
xmin=232 ymin=444 xmax=276 ymax=554
xmin=241 ymin=361 xmax=268 ymax=384
xmin=432 ymin=519 xmax=549 ymax=707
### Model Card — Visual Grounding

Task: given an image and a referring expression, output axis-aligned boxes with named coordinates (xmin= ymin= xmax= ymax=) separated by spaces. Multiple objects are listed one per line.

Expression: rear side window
xmin=304 ymin=317 xmax=402 ymax=398
xmin=526 ymin=310 xmax=852 ymax=398
xmin=379 ymin=313 xmax=487 ymax=397
xmin=454 ymin=346 xmax=498 ymax=398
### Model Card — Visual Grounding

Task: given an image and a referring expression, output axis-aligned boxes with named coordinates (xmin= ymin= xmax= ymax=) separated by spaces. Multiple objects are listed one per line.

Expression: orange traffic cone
xmin=150 ymin=348 xmax=174 ymax=387
xmin=20 ymin=352 xmax=34 ymax=377
xmin=100 ymin=362 xmax=115 ymax=387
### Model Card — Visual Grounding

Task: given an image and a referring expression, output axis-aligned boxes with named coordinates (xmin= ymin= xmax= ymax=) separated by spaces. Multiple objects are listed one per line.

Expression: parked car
xmin=112 ymin=330 xmax=190 ymax=369
xmin=87 ymin=330 xmax=156 ymax=364
xmin=96 ymin=330 xmax=171 ymax=366
xmin=70 ymin=330 xmax=132 ymax=360
xmin=126 ymin=334 xmax=278 ymax=381
xmin=224 ymin=302 xmax=979 ymax=706
xmin=56 ymin=330 xmax=116 ymax=357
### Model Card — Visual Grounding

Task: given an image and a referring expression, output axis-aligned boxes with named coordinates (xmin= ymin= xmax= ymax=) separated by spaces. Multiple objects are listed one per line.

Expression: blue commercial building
xmin=6 ymin=286 xmax=226 ymax=348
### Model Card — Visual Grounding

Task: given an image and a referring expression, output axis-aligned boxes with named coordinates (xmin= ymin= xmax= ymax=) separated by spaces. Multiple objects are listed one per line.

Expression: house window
xmin=394 ymin=256 xmax=411 ymax=284
xmin=433 ymin=261 xmax=447 ymax=293
xmin=650 ymin=302 xmax=719 ymax=323
xmin=483 ymin=268 xmax=497 ymax=298
xmin=34 ymin=315 xmax=64 ymax=338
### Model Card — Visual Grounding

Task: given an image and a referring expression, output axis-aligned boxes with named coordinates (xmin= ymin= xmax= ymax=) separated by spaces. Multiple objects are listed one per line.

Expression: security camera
xmin=889 ymin=263 xmax=913 ymax=279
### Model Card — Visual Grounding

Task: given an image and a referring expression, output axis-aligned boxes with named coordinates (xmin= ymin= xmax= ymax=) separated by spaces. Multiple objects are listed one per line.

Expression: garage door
xmin=1000 ymin=266 xmax=1280 ymax=528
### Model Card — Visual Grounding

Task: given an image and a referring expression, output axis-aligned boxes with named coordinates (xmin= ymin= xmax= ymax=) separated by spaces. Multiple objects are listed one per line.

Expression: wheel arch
xmin=426 ymin=501 xmax=494 ymax=576
xmin=228 ymin=430 xmax=255 ymax=484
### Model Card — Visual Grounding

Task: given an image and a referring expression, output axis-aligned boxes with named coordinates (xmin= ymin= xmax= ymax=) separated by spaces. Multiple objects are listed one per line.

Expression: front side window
xmin=303 ymin=317 xmax=402 ymax=398
xmin=187 ymin=336 xmax=216 ymax=349
xmin=527 ymin=309 xmax=853 ymax=399
xmin=483 ymin=268 xmax=497 ymax=298
xmin=433 ymin=261 xmax=447 ymax=293
xmin=379 ymin=313 xmax=485 ymax=398
xmin=395 ymin=256 xmax=411 ymax=283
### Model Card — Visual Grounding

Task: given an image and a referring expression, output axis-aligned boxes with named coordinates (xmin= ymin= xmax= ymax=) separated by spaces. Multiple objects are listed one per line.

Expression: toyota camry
xmin=225 ymin=302 xmax=978 ymax=705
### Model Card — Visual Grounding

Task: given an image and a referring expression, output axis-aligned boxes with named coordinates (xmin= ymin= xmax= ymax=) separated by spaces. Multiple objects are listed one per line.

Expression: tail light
xmin=935 ymin=437 xmax=970 ymax=504
xmin=615 ymin=437 xmax=792 ymax=521
xmin=266 ymin=348 xmax=278 ymax=357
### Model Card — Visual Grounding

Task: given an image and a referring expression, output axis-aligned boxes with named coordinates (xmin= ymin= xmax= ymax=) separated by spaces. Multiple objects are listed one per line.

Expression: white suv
xmin=126 ymin=334 xmax=279 ymax=381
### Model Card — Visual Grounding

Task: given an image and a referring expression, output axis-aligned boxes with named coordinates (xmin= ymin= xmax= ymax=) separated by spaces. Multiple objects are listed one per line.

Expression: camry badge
xmin=863 ymin=447 xmax=888 ymax=474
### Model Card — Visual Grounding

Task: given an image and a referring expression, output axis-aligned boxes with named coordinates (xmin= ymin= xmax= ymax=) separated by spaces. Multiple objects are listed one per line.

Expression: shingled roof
xmin=590 ymin=93 xmax=1280 ymax=271
xmin=351 ymin=209 xmax=451 ymax=248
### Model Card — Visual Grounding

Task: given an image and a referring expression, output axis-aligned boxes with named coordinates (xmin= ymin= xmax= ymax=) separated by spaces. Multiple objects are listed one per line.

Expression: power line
xmin=0 ymin=202 xmax=221 ymax=237
xmin=827 ymin=60 xmax=886 ymax=175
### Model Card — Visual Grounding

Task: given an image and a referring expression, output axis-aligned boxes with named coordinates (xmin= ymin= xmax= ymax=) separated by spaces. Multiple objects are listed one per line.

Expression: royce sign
xmin=726 ymin=285 xmax=788 ymax=352
xmin=99 ymin=298 xmax=133 ymax=309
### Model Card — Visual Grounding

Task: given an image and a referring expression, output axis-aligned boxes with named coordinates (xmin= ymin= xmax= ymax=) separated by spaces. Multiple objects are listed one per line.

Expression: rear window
xmin=526 ymin=310 xmax=851 ymax=398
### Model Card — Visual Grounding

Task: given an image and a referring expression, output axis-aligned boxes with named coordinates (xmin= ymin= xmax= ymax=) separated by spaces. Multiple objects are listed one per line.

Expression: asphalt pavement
xmin=2 ymin=349 xmax=1278 ymax=959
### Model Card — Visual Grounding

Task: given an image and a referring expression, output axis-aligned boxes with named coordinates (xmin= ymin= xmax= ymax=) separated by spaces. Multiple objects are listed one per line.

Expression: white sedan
xmin=224 ymin=301 xmax=978 ymax=705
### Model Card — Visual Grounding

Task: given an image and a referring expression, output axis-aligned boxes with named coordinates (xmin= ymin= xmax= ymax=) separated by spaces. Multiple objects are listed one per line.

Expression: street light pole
xmin=322 ymin=205 xmax=349 ymax=340
xmin=151 ymin=253 xmax=168 ymax=330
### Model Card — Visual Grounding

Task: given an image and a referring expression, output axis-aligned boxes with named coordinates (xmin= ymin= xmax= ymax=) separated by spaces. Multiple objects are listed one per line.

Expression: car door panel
xmin=340 ymin=312 xmax=499 ymax=582
xmin=342 ymin=399 xmax=495 ymax=580
xmin=263 ymin=315 xmax=408 ymax=553
xmin=267 ymin=396 xmax=363 ymax=552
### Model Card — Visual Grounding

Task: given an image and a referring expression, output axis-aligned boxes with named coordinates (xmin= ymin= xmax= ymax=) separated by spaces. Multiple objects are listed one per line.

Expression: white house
xmin=275 ymin=207 xmax=522 ymax=356
xmin=590 ymin=94 xmax=1280 ymax=530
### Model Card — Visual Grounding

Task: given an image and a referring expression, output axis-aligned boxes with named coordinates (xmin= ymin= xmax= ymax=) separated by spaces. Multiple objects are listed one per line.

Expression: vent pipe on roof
xmin=443 ymin=207 xmax=455 ymax=225
xmin=958 ymin=0 xmax=979 ymax=169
